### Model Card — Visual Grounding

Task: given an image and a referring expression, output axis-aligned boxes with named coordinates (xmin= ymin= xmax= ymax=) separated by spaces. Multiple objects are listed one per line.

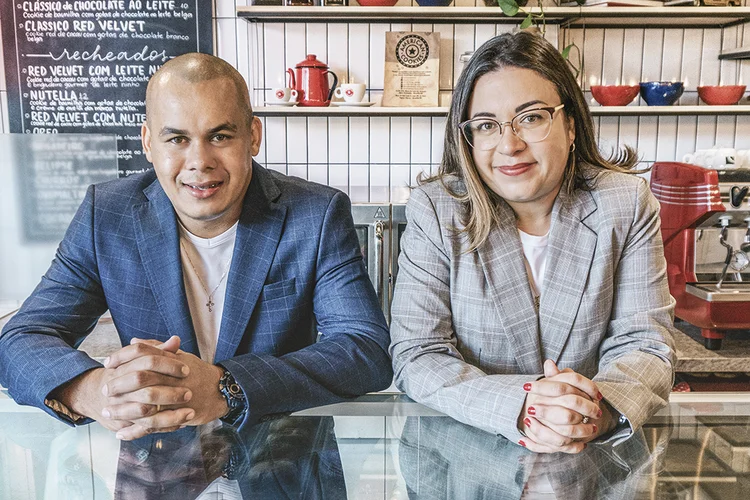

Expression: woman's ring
xmin=582 ymin=416 xmax=590 ymax=424
xmin=156 ymin=404 xmax=161 ymax=413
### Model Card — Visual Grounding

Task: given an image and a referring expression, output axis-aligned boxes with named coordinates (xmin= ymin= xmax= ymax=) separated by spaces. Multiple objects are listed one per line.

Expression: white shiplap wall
xmin=2 ymin=1 xmax=750 ymax=202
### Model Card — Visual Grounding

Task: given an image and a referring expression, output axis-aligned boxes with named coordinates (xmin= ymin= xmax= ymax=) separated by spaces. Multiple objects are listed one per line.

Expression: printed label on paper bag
xmin=383 ymin=32 xmax=440 ymax=107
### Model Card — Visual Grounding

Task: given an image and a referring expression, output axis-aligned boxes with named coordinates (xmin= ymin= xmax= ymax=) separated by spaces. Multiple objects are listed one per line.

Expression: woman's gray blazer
xmin=390 ymin=168 xmax=676 ymax=444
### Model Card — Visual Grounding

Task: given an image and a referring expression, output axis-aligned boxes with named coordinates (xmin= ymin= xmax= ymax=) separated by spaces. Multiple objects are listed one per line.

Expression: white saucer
xmin=264 ymin=101 xmax=298 ymax=107
xmin=332 ymin=101 xmax=375 ymax=107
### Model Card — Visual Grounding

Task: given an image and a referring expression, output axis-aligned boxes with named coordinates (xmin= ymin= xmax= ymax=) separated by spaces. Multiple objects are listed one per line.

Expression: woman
xmin=389 ymin=31 xmax=676 ymax=454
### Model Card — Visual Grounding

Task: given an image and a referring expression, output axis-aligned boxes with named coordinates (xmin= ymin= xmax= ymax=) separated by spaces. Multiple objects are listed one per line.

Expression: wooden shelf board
xmin=254 ymin=105 xmax=446 ymax=116
xmin=253 ymin=104 xmax=750 ymax=117
xmin=237 ymin=6 xmax=750 ymax=27
xmin=590 ymin=105 xmax=750 ymax=115
xmin=719 ymin=46 xmax=750 ymax=60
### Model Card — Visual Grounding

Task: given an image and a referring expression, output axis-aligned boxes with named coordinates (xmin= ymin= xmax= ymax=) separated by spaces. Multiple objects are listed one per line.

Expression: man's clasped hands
xmin=53 ymin=336 xmax=228 ymax=441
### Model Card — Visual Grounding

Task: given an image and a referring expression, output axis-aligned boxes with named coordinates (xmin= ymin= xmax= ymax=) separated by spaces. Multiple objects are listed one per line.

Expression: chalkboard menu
xmin=0 ymin=1 xmax=212 ymax=177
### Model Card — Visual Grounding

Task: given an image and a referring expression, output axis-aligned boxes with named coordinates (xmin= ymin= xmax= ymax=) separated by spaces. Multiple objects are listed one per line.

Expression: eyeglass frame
xmin=458 ymin=103 xmax=566 ymax=150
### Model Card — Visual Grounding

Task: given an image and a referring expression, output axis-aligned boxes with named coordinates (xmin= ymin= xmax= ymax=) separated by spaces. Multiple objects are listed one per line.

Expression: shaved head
xmin=146 ymin=53 xmax=253 ymax=127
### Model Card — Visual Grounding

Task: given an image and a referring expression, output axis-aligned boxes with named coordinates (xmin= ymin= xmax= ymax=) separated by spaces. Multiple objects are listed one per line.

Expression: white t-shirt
xmin=179 ymin=222 xmax=238 ymax=363
xmin=195 ymin=477 xmax=243 ymax=500
xmin=518 ymin=229 xmax=555 ymax=494
xmin=518 ymin=229 xmax=549 ymax=300
xmin=521 ymin=471 xmax=556 ymax=498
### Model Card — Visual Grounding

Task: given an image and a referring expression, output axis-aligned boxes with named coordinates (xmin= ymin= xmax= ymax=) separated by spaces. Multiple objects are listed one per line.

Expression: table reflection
xmin=399 ymin=416 xmax=668 ymax=500
xmin=114 ymin=417 xmax=345 ymax=500
xmin=3 ymin=396 xmax=750 ymax=499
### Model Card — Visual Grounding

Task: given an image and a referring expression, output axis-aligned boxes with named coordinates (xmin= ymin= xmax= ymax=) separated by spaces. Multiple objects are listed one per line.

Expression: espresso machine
xmin=650 ymin=162 xmax=750 ymax=350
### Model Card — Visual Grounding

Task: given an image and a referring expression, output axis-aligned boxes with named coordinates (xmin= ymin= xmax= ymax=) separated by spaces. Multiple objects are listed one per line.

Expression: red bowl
xmin=356 ymin=0 xmax=398 ymax=5
xmin=590 ymin=85 xmax=640 ymax=106
xmin=697 ymin=85 xmax=746 ymax=105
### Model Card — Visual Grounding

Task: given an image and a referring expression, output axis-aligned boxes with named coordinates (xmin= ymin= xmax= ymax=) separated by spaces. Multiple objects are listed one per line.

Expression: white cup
xmin=272 ymin=88 xmax=298 ymax=103
xmin=683 ymin=148 xmax=737 ymax=169
xmin=713 ymin=148 xmax=737 ymax=169
xmin=334 ymin=83 xmax=366 ymax=103
xmin=683 ymin=150 xmax=709 ymax=166
xmin=736 ymin=150 xmax=750 ymax=169
xmin=702 ymin=148 xmax=736 ymax=169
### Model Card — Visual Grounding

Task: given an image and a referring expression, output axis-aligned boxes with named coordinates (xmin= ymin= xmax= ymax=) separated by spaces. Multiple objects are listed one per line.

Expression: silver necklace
xmin=180 ymin=241 xmax=232 ymax=313
xmin=522 ymin=254 xmax=541 ymax=310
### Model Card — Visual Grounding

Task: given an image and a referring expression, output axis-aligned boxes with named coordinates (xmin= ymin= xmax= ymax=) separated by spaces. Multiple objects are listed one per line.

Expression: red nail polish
xmin=524 ymin=417 xmax=532 ymax=427
xmin=597 ymin=391 xmax=603 ymax=401
xmin=523 ymin=383 xmax=532 ymax=392
xmin=597 ymin=409 xmax=602 ymax=418
xmin=593 ymin=424 xmax=598 ymax=433
xmin=527 ymin=406 xmax=536 ymax=415
xmin=519 ymin=440 xmax=526 ymax=447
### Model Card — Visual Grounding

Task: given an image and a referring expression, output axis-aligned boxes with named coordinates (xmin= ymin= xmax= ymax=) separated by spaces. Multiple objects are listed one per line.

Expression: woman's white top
xmin=518 ymin=229 xmax=549 ymax=301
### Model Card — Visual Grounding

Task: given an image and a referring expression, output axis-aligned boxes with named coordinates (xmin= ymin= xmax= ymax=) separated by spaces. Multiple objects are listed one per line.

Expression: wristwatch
xmin=218 ymin=368 xmax=247 ymax=426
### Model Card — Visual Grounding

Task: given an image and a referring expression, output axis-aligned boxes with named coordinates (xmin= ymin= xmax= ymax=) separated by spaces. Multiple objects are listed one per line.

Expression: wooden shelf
xmin=238 ymin=6 xmax=750 ymax=28
xmin=253 ymin=104 xmax=750 ymax=117
xmin=719 ymin=46 xmax=750 ymax=60
xmin=254 ymin=106 xmax=447 ymax=117
xmin=591 ymin=105 xmax=750 ymax=116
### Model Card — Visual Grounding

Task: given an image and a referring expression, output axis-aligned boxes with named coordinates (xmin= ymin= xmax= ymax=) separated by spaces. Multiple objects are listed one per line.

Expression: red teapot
xmin=287 ymin=55 xmax=338 ymax=107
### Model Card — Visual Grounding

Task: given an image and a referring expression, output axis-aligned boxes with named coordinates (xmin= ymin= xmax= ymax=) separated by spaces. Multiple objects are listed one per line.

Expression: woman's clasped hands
xmin=518 ymin=360 xmax=615 ymax=454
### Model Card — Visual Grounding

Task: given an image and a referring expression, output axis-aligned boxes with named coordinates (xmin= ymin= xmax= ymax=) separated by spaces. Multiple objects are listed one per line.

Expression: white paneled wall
xmin=2 ymin=2 xmax=750 ymax=202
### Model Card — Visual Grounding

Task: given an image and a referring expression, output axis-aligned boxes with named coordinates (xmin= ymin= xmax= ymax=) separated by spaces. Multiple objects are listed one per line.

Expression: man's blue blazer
xmin=0 ymin=162 xmax=392 ymax=427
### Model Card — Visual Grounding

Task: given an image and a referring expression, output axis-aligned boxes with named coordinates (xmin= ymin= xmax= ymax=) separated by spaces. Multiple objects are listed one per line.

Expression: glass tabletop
xmin=1 ymin=392 xmax=749 ymax=499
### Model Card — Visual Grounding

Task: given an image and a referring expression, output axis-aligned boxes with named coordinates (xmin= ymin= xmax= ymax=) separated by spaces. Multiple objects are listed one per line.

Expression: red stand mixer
xmin=651 ymin=162 xmax=750 ymax=350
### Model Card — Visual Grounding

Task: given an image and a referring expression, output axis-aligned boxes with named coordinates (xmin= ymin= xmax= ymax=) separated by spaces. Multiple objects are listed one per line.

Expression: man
xmin=0 ymin=53 xmax=392 ymax=440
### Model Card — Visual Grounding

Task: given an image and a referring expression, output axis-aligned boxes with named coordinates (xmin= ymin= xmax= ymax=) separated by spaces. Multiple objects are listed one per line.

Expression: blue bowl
xmin=415 ymin=0 xmax=452 ymax=5
xmin=639 ymin=81 xmax=684 ymax=106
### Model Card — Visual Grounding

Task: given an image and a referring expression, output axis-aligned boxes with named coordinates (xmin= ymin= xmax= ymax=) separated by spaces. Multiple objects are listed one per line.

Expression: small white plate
xmin=332 ymin=101 xmax=376 ymax=107
xmin=264 ymin=101 xmax=298 ymax=107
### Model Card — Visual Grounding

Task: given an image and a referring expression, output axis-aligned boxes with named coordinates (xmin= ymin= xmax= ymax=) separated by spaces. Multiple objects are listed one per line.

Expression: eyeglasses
xmin=459 ymin=103 xmax=565 ymax=151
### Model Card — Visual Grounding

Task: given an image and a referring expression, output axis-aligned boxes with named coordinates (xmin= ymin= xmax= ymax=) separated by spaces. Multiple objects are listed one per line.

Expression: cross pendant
xmin=206 ymin=298 xmax=214 ymax=312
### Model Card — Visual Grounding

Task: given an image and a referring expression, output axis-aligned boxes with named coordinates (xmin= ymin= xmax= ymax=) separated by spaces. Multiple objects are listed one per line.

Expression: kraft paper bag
xmin=382 ymin=32 xmax=440 ymax=107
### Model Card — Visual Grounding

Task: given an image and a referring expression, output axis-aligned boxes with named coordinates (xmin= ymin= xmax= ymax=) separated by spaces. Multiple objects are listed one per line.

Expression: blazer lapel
xmin=214 ymin=163 xmax=288 ymax=363
xmin=477 ymin=201 xmax=543 ymax=375
xmin=132 ymin=178 xmax=200 ymax=356
xmin=539 ymin=188 xmax=598 ymax=364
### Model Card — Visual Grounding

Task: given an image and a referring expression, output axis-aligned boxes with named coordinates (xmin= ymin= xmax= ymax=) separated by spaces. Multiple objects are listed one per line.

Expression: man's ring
xmin=156 ymin=404 xmax=161 ymax=413
xmin=582 ymin=416 xmax=590 ymax=424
